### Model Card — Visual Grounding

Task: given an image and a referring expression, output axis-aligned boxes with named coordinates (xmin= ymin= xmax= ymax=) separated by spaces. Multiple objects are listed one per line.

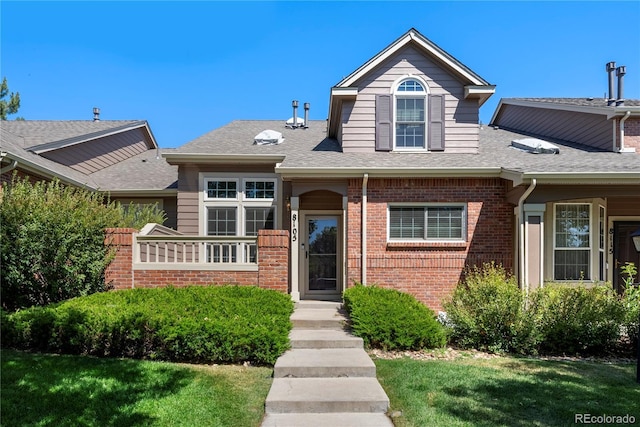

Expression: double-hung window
xmin=388 ymin=204 xmax=466 ymax=242
xmin=204 ymin=177 xmax=277 ymax=237
xmin=395 ymin=79 xmax=427 ymax=150
xmin=553 ymin=203 xmax=591 ymax=280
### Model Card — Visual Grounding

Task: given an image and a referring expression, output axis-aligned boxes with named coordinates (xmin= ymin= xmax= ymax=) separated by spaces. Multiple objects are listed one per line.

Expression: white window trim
xmin=387 ymin=202 xmax=467 ymax=243
xmin=552 ymin=202 xmax=593 ymax=281
xmin=200 ymin=173 xmax=278 ymax=236
xmin=392 ymin=75 xmax=430 ymax=152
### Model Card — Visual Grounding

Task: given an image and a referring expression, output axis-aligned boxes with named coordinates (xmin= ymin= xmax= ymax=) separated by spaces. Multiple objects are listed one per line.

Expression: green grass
xmin=1 ymin=349 xmax=272 ymax=427
xmin=376 ymin=356 xmax=640 ymax=427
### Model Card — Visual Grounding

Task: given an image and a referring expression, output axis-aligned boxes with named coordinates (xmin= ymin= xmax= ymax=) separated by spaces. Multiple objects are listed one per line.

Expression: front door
xmin=613 ymin=221 xmax=640 ymax=293
xmin=304 ymin=215 xmax=341 ymax=298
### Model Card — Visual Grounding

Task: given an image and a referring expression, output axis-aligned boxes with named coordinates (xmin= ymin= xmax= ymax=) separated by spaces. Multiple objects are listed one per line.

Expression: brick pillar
xmin=257 ymin=229 xmax=290 ymax=293
xmin=104 ymin=228 xmax=138 ymax=290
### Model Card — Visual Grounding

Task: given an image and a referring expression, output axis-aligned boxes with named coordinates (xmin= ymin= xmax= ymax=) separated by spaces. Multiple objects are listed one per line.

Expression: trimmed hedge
xmin=343 ymin=284 xmax=446 ymax=351
xmin=1 ymin=285 xmax=294 ymax=365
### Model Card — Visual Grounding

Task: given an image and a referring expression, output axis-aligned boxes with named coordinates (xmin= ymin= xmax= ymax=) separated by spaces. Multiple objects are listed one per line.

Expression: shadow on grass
xmin=377 ymin=358 xmax=639 ymax=427
xmin=1 ymin=349 xmax=194 ymax=427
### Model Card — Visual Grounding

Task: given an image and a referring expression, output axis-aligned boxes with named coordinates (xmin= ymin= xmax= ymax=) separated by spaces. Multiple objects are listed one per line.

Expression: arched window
xmin=394 ymin=78 xmax=427 ymax=149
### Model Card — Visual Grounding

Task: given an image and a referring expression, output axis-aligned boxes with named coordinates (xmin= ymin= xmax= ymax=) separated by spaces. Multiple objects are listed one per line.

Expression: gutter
xmin=517 ymin=179 xmax=537 ymax=294
xmin=0 ymin=151 xmax=18 ymax=175
xmin=362 ymin=173 xmax=369 ymax=286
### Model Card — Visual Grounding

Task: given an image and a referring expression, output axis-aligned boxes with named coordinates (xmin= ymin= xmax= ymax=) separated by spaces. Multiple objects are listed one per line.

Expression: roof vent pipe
xmin=616 ymin=66 xmax=626 ymax=106
xmin=303 ymin=102 xmax=310 ymax=129
xmin=606 ymin=62 xmax=617 ymax=106
xmin=93 ymin=107 xmax=100 ymax=121
xmin=292 ymin=100 xmax=298 ymax=128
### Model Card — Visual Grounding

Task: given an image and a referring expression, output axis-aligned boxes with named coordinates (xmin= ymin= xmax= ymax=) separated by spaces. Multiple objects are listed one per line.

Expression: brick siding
xmin=347 ymin=177 xmax=514 ymax=311
xmin=105 ymin=228 xmax=290 ymax=293
xmin=623 ymin=118 xmax=640 ymax=151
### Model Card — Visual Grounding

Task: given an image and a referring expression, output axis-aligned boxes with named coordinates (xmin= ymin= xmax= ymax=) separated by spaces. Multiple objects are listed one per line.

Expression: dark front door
xmin=613 ymin=221 xmax=640 ymax=293
xmin=306 ymin=216 xmax=339 ymax=294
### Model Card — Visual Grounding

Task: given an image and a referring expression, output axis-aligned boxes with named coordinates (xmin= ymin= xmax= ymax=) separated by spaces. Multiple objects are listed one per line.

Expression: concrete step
xmin=274 ymin=348 xmax=376 ymax=378
xmin=295 ymin=301 xmax=342 ymax=310
xmin=289 ymin=328 xmax=363 ymax=349
xmin=265 ymin=377 xmax=389 ymax=414
xmin=261 ymin=412 xmax=394 ymax=427
xmin=290 ymin=308 xmax=348 ymax=329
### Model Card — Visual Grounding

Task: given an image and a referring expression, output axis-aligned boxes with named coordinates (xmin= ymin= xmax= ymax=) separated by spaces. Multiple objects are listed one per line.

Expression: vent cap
xmin=254 ymin=129 xmax=284 ymax=145
xmin=511 ymin=138 xmax=559 ymax=154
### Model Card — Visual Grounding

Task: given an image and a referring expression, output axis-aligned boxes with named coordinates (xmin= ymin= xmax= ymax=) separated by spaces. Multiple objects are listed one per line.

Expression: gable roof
xmin=335 ymin=28 xmax=492 ymax=88
xmin=1 ymin=120 xmax=175 ymax=192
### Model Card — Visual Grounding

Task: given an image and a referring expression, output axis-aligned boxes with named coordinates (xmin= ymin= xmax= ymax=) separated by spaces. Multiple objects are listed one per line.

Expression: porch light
xmin=631 ymin=227 xmax=640 ymax=253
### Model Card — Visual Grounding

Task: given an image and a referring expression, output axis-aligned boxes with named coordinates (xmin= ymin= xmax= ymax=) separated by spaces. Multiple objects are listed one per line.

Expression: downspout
xmin=517 ymin=178 xmax=537 ymax=295
xmin=0 ymin=153 xmax=18 ymax=175
xmin=619 ymin=111 xmax=631 ymax=152
xmin=362 ymin=173 xmax=369 ymax=286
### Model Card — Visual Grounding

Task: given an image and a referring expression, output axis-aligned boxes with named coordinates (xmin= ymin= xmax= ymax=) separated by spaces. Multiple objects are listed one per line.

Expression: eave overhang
xmin=276 ymin=166 xmax=502 ymax=180
xmin=0 ymin=151 xmax=96 ymax=190
xmin=465 ymin=85 xmax=496 ymax=107
xmin=518 ymin=171 xmax=640 ymax=185
xmin=163 ymin=153 xmax=286 ymax=165
xmin=102 ymin=188 xmax=178 ymax=197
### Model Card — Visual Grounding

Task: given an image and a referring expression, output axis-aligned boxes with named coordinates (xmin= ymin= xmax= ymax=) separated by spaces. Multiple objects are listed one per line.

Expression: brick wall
xmin=105 ymin=228 xmax=290 ymax=293
xmin=347 ymin=177 xmax=514 ymax=311
xmin=624 ymin=118 xmax=640 ymax=152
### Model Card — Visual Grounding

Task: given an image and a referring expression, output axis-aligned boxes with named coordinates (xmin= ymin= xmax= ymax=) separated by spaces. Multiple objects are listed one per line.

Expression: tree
xmin=0 ymin=77 xmax=21 ymax=120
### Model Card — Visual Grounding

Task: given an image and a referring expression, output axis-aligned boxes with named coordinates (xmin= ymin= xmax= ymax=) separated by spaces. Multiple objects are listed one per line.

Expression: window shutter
xmin=376 ymin=94 xmax=392 ymax=151
xmin=428 ymin=94 xmax=445 ymax=151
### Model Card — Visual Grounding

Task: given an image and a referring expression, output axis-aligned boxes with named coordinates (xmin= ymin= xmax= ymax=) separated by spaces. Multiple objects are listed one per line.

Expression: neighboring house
xmin=3 ymin=29 xmax=639 ymax=311
xmin=0 ymin=118 xmax=179 ymax=228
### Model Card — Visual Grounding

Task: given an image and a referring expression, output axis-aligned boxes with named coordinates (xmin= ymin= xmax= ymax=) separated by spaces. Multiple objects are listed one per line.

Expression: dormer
xmin=327 ymin=28 xmax=495 ymax=153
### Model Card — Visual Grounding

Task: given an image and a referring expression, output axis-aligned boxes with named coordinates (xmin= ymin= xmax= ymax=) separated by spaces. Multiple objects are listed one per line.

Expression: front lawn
xmin=376 ymin=355 xmax=639 ymax=427
xmin=1 ymin=349 xmax=272 ymax=427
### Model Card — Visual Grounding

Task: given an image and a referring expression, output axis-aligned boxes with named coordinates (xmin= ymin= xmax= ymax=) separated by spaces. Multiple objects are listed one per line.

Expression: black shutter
xmin=375 ymin=94 xmax=392 ymax=151
xmin=428 ymin=94 xmax=445 ymax=151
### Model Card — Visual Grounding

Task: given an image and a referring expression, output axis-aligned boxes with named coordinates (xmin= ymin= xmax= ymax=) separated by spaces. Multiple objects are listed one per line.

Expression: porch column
xmin=524 ymin=204 xmax=546 ymax=291
xmin=290 ymin=197 xmax=300 ymax=301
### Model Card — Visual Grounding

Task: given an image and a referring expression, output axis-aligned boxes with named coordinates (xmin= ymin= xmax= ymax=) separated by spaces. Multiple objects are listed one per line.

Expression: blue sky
xmin=2 ymin=1 xmax=639 ymax=148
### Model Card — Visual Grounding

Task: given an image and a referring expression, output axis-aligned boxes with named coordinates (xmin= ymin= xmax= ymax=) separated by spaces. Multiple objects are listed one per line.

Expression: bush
xmin=0 ymin=176 xmax=165 ymax=311
xmin=534 ymin=285 xmax=625 ymax=355
xmin=621 ymin=285 xmax=640 ymax=350
xmin=2 ymin=285 xmax=294 ymax=365
xmin=343 ymin=284 xmax=446 ymax=351
xmin=443 ymin=263 xmax=539 ymax=354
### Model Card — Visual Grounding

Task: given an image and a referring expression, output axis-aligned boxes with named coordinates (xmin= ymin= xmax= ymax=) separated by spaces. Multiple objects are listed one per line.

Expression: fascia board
xmin=29 ymin=121 xmax=150 ymax=154
xmin=521 ymin=171 xmax=640 ymax=184
xmin=163 ymin=153 xmax=286 ymax=165
xmin=276 ymin=166 xmax=502 ymax=179
xmin=337 ymin=30 xmax=489 ymax=88
xmin=498 ymin=99 xmax=614 ymax=117
xmin=489 ymin=99 xmax=505 ymax=125
xmin=606 ymin=107 xmax=640 ymax=119
xmin=464 ymin=85 xmax=496 ymax=106
xmin=102 ymin=189 xmax=178 ymax=197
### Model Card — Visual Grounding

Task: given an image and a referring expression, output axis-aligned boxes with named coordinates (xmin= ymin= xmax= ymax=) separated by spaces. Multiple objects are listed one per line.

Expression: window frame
xmin=552 ymin=203 xmax=593 ymax=281
xmin=201 ymin=175 xmax=278 ymax=237
xmin=393 ymin=77 xmax=429 ymax=151
xmin=387 ymin=203 xmax=467 ymax=243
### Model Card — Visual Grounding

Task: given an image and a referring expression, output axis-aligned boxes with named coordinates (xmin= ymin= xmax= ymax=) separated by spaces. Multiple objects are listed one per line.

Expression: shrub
xmin=2 ymin=285 xmax=294 ymax=365
xmin=533 ymin=285 xmax=625 ymax=355
xmin=0 ymin=176 xmax=165 ymax=311
xmin=443 ymin=263 xmax=539 ymax=354
xmin=621 ymin=285 xmax=640 ymax=350
xmin=343 ymin=284 xmax=446 ymax=350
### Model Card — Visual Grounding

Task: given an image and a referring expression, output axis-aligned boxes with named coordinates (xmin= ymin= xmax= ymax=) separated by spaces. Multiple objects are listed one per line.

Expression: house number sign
xmin=292 ymin=213 xmax=298 ymax=242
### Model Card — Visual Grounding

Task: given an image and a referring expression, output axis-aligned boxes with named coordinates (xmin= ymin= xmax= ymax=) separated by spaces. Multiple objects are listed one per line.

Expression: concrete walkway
xmin=261 ymin=301 xmax=393 ymax=427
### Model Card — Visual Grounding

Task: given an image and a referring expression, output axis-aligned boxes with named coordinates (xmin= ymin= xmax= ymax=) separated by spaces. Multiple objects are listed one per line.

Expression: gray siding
xmin=40 ymin=128 xmax=150 ymax=174
xmin=494 ymin=105 xmax=612 ymax=151
xmin=340 ymin=45 xmax=480 ymax=153
xmin=176 ymin=164 xmax=278 ymax=236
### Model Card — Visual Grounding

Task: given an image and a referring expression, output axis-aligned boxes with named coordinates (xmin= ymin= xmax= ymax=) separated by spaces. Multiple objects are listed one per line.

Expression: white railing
xmin=133 ymin=235 xmax=258 ymax=270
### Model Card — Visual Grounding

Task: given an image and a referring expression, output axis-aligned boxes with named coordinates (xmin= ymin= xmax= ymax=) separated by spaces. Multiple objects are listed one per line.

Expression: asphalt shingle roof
xmin=172 ymin=119 xmax=640 ymax=175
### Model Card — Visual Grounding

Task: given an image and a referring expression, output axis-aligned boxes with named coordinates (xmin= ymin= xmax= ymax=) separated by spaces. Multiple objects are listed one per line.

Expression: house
xmin=3 ymin=28 xmax=639 ymax=311
xmin=0 ymin=117 xmax=179 ymax=229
